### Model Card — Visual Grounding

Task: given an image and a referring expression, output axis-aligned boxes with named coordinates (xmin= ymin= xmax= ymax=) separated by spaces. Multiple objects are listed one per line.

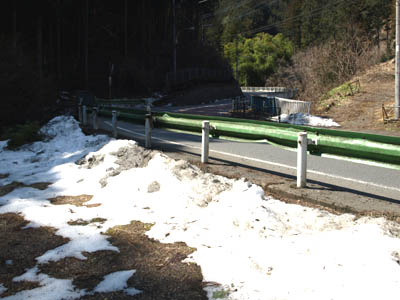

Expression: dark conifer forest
xmin=0 ymin=0 xmax=395 ymax=131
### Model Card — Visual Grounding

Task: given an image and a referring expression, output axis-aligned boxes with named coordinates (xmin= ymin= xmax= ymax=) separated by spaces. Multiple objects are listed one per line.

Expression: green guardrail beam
xmin=96 ymin=106 xmax=400 ymax=165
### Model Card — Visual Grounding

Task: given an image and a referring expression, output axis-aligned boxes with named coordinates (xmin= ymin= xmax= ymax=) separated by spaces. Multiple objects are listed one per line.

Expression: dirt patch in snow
xmin=0 ymin=213 xmax=69 ymax=297
xmin=0 ymin=181 xmax=52 ymax=197
xmin=40 ymin=221 xmax=207 ymax=300
xmin=48 ymin=195 xmax=100 ymax=208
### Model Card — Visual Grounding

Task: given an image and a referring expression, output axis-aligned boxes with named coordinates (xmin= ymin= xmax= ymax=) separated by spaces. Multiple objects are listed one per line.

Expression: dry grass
xmin=0 ymin=213 xmax=69 ymax=297
xmin=40 ymin=221 xmax=207 ymax=300
xmin=0 ymin=195 xmax=207 ymax=299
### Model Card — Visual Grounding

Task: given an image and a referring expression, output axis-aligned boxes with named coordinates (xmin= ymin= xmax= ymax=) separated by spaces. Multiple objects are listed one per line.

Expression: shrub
xmin=224 ymin=33 xmax=293 ymax=86
xmin=2 ymin=122 xmax=43 ymax=150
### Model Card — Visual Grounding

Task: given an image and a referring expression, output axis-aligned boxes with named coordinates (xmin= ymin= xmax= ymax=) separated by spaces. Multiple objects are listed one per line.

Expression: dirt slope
xmin=314 ymin=59 xmax=400 ymax=136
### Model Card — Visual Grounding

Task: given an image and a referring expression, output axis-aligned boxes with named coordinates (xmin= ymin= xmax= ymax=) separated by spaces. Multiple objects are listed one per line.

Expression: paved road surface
xmin=99 ymin=118 xmax=400 ymax=202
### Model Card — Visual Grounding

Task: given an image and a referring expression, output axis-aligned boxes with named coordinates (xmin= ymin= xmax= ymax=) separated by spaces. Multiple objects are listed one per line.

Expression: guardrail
xmin=241 ymin=87 xmax=298 ymax=99
xmin=96 ymin=98 xmax=147 ymax=109
xmin=82 ymin=105 xmax=400 ymax=166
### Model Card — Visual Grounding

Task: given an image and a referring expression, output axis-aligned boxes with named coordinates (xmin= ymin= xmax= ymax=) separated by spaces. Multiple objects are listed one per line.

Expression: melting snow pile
xmin=1 ymin=116 xmax=400 ymax=300
xmin=272 ymin=113 xmax=340 ymax=127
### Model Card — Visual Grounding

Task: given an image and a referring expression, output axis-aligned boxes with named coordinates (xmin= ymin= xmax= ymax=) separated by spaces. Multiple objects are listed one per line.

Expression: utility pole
xmin=396 ymin=0 xmax=400 ymax=119
xmin=173 ymin=0 xmax=177 ymax=83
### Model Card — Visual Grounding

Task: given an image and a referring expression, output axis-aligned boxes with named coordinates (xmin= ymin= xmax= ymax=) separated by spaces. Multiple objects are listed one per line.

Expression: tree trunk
xmin=124 ymin=0 xmax=128 ymax=57
xmin=57 ymin=0 xmax=62 ymax=81
xmin=84 ymin=0 xmax=89 ymax=88
xmin=13 ymin=1 xmax=17 ymax=53
xmin=37 ymin=15 xmax=43 ymax=83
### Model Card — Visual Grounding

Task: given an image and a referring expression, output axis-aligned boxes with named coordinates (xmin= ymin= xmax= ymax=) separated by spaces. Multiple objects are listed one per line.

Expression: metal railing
xmin=275 ymin=97 xmax=311 ymax=115
xmin=241 ymin=87 xmax=298 ymax=99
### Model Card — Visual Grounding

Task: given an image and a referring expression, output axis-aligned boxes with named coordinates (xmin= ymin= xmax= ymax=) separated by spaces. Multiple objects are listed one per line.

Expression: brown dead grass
xmin=0 ymin=213 xmax=69 ymax=297
xmin=0 ymin=207 xmax=207 ymax=299
xmin=315 ymin=59 xmax=400 ymax=136
xmin=40 ymin=221 xmax=207 ymax=300
xmin=48 ymin=195 xmax=100 ymax=208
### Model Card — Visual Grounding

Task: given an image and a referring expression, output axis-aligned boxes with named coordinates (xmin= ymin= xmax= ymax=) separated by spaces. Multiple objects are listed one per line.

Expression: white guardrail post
xmin=297 ymin=132 xmax=307 ymax=188
xmin=201 ymin=121 xmax=210 ymax=163
xmin=82 ymin=105 xmax=87 ymax=126
xmin=145 ymin=114 xmax=152 ymax=148
xmin=112 ymin=110 xmax=117 ymax=138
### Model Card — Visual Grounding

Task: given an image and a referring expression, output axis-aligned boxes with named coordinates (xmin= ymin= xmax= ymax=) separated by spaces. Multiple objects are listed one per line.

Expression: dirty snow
xmin=272 ymin=113 xmax=340 ymax=127
xmin=0 ymin=116 xmax=399 ymax=300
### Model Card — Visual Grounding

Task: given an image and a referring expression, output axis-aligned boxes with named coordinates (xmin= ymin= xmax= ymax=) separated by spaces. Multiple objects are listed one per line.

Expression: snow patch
xmin=272 ymin=113 xmax=340 ymax=127
xmin=1 ymin=115 xmax=400 ymax=300
xmin=93 ymin=270 xmax=140 ymax=295
xmin=0 ymin=284 xmax=7 ymax=295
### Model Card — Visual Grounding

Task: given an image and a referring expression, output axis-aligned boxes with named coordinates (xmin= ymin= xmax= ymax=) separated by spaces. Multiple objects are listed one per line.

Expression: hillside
xmin=314 ymin=59 xmax=400 ymax=136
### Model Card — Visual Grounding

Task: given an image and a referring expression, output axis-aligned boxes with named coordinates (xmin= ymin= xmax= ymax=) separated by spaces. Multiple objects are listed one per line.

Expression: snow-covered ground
xmin=1 ymin=116 xmax=399 ymax=300
xmin=271 ymin=113 xmax=340 ymax=127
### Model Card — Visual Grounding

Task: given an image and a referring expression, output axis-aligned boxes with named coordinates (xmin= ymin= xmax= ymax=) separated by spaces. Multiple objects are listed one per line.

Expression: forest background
xmin=0 ymin=0 xmax=395 ymax=133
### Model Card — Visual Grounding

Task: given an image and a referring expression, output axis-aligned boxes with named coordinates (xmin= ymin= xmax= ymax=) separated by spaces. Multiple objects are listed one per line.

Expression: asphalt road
xmin=99 ymin=118 xmax=400 ymax=202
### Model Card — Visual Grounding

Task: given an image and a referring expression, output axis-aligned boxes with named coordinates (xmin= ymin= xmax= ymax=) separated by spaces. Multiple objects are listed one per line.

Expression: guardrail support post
xmin=145 ymin=114 xmax=152 ymax=148
xmin=202 ymin=121 xmax=210 ymax=163
xmin=297 ymin=132 xmax=307 ymax=188
xmin=92 ymin=107 xmax=98 ymax=131
xmin=82 ymin=105 xmax=87 ymax=126
xmin=112 ymin=110 xmax=117 ymax=138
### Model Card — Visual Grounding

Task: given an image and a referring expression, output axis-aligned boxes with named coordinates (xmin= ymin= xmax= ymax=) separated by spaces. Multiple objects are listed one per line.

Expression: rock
xmin=99 ymin=144 xmax=158 ymax=187
xmin=112 ymin=145 xmax=154 ymax=170
xmin=75 ymin=154 xmax=105 ymax=169
xmin=147 ymin=181 xmax=160 ymax=193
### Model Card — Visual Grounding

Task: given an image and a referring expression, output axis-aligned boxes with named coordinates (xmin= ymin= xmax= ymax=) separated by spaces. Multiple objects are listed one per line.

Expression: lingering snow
xmin=0 ymin=115 xmax=399 ymax=300
xmin=6 ymin=266 xmax=85 ymax=300
xmin=0 ymin=284 xmax=7 ymax=295
xmin=93 ymin=270 xmax=140 ymax=295
xmin=272 ymin=113 xmax=340 ymax=127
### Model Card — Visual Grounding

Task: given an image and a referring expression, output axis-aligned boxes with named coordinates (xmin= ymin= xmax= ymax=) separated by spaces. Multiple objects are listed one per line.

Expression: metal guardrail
xmin=82 ymin=100 xmax=400 ymax=166
xmin=96 ymin=98 xmax=146 ymax=109
xmin=233 ymin=95 xmax=311 ymax=117
xmin=241 ymin=87 xmax=298 ymax=99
